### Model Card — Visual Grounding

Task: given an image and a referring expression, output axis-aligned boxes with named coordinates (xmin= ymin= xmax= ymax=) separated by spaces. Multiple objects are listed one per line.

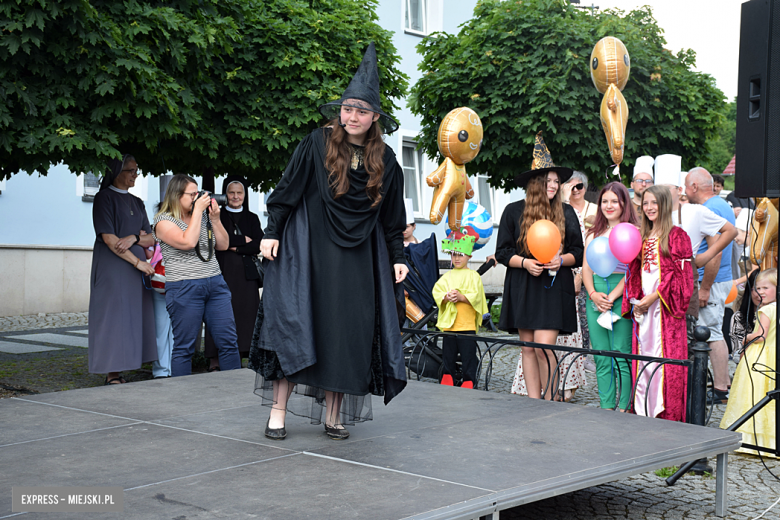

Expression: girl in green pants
xmin=582 ymin=182 xmax=638 ymax=411
xmin=586 ymin=272 xmax=633 ymax=410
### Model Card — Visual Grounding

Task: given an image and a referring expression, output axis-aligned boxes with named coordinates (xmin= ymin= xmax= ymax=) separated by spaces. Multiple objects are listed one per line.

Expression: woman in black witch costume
xmin=249 ymin=43 xmax=409 ymax=441
xmin=496 ymin=133 xmax=584 ymax=400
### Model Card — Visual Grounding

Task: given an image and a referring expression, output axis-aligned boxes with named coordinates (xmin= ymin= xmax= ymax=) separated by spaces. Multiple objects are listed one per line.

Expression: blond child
xmin=432 ymin=233 xmax=489 ymax=388
xmin=720 ymin=268 xmax=776 ymax=456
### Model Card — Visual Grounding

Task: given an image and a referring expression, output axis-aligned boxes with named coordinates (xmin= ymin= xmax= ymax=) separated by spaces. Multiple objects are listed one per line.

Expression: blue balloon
xmin=587 ymin=237 xmax=620 ymax=279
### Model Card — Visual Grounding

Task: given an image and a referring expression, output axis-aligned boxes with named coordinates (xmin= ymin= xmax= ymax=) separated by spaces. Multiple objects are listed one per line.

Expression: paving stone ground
xmin=1 ymin=313 xmax=778 ymax=519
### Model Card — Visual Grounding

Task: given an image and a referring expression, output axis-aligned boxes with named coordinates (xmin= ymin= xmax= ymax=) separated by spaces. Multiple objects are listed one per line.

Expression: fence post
xmin=689 ymin=325 xmax=712 ymax=474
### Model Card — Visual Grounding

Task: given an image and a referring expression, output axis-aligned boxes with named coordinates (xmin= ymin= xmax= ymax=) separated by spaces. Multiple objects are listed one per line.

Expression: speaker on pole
xmin=735 ymin=0 xmax=779 ymax=198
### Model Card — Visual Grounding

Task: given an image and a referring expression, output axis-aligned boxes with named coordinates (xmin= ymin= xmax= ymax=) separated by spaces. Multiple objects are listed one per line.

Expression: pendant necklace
xmin=349 ymin=145 xmax=364 ymax=170
xmin=109 ymin=185 xmax=134 ymax=215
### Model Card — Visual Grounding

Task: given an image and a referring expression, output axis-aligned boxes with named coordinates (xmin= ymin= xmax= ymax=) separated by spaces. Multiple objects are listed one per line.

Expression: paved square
xmin=0 ymin=341 xmax=64 ymax=354
xmin=5 ymin=333 xmax=89 ymax=348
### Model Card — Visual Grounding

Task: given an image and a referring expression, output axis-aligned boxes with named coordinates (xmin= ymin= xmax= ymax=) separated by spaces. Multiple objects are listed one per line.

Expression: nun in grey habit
xmin=87 ymin=155 xmax=157 ymax=384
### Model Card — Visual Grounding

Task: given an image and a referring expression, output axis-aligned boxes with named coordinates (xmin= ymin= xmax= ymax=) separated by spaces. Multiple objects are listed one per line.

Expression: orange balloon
xmin=725 ymin=282 xmax=738 ymax=305
xmin=527 ymin=219 xmax=562 ymax=264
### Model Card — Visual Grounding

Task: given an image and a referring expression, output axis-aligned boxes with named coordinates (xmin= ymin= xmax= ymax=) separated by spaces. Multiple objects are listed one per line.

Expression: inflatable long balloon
xmin=427 ymin=107 xmax=483 ymax=232
xmin=750 ymin=197 xmax=779 ymax=270
xmin=590 ymin=37 xmax=630 ymax=167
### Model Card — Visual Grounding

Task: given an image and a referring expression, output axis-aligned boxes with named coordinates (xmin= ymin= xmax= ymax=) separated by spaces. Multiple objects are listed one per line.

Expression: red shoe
xmin=441 ymin=374 xmax=454 ymax=386
xmin=461 ymin=381 xmax=474 ymax=389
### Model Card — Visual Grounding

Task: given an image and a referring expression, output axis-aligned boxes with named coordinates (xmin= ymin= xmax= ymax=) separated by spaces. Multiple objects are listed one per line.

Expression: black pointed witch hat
xmin=513 ymin=132 xmax=573 ymax=188
xmin=318 ymin=42 xmax=399 ymax=134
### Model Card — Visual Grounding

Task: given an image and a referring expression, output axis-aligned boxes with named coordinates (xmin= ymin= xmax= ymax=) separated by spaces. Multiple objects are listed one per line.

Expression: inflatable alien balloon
xmin=427 ymin=107 xmax=483 ymax=232
xmin=750 ymin=197 xmax=779 ymax=270
xmin=590 ymin=37 xmax=630 ymax=167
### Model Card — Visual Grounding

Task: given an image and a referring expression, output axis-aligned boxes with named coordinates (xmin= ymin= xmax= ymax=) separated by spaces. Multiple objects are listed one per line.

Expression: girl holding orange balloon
xmin=582 ymin=182 xmax=638 ymax=411
xmin=496 ymin=133 xmax=584 ymax=400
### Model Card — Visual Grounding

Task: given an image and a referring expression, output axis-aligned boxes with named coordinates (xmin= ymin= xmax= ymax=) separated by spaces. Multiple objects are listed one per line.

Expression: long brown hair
xmin=518 ymin=172 xmax=566 ymax=255
xmin=324 ymin=119 xmax=385 ymax=207
xmin=640 ymin=185 xmax=674 ymax=257
xmin=586 ymin=181 xmax=639 ymax=239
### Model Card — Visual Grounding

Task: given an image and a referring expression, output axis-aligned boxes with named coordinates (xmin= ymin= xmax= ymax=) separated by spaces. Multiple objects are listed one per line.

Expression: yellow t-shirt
xmin=432 ymin=268 xmax=489 ymax=332
xmin=446 ymin=302 xmax=478 ymax=332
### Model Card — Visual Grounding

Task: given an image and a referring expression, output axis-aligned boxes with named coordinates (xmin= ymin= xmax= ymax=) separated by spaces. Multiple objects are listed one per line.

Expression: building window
xmin=401 ymin=141 xmax=424 ymax=217
xmin=475 ymin=173 xmax=494 ymax=217
xmin=259 ymin=189 xmax=273 ymax=214
xmin=405 ymin=0 xmax=427 ymax=34
xmin=82 ymin=172 xmax=100 ymax=201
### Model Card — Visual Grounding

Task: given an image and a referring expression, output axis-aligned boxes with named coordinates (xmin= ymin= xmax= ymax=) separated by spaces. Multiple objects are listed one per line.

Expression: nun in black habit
xmin=204 ymin=175 xmax=262 ymax=368
xmin=248 ymin=43 xmax=408 ymax=441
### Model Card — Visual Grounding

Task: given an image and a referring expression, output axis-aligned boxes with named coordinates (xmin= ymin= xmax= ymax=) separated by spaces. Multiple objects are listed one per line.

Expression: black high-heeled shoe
xmin=324 ymin=424 xmax=349 ymax=440
xmin=265 ymin=418 xmax=287 ymax=440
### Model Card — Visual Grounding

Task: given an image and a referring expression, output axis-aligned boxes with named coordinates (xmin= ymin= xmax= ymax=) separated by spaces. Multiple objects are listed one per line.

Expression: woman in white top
xmin=153 ymin=174 xmax=241 ymax=376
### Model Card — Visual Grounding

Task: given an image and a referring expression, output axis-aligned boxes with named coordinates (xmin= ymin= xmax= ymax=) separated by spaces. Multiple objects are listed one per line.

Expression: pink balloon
xmin=608 ymin=223 xmax=642 ymax=263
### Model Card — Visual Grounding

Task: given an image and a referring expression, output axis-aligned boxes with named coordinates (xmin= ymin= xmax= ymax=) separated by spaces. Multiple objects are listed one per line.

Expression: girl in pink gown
xmin=622 ymin=186 xmax=694 ymax=422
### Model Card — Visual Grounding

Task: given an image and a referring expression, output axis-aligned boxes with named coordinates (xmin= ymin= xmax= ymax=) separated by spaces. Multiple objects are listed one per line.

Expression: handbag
xmin=150 ymin=244 xmax=166 ymax=294
xmin=252 ymin=255 xmax=265 ymax=284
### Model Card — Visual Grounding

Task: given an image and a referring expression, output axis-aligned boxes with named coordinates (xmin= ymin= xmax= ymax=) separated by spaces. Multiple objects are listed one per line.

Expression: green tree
xmin=408 ymin=0 xmax=726 ymax=190
xmin=0 ymin=0 xmax=408 ymax=189
xmin=0 ymin=0 xmax=244 ymax=179
xmin=701 ymin=97 xmax=736 ymax=177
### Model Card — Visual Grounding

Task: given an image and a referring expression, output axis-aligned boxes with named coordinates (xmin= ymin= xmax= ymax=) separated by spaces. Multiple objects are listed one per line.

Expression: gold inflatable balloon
xmin=427 ymin=107 xmax=483 ymax=231
xmin=590 ymin=37 xmax=630 ymax=166
xmin=750 ymin=197 xmax=779 ymax=270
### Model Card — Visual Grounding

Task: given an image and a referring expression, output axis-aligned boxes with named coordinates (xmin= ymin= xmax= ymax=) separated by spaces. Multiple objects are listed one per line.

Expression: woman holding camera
xmin=153 ymin=174 xmax=241 ymax=376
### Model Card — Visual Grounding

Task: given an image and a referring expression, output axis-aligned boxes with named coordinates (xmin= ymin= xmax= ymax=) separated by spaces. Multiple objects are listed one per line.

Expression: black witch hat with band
xmin=513 ymin=132 xmax=573 ymax=188
xmin=318 ymin=42 xmax=399 ymax=135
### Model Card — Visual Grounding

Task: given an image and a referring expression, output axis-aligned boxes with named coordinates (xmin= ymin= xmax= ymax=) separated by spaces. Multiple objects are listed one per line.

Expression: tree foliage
xmin=0 ymin=0 xmax=408 ymax=189
xmin=701 ymin=97 xmax=736 ymax=176
xmin=408 ymin=0 xmax=726 ymax=190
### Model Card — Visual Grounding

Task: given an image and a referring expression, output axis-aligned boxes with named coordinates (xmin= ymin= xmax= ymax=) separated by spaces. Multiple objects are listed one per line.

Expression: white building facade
xmin=0 ymin=0 xmax=523 ymax=316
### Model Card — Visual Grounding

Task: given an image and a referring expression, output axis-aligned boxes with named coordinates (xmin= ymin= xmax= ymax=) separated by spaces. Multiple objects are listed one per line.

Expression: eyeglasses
xmin=184 ymin=191 xmax=199 ymax=200
xmin=571 ymin=183 xmax=584 ymax=191
xmin=122 ymin=168 xmax=138 ymax=175
xmin=634 ymin=179 xmax=654 ymax=186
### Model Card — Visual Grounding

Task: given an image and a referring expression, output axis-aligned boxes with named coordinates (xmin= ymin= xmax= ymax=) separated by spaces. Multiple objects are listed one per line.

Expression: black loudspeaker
xmin=735 ymin=0 xmax=780 ymax=198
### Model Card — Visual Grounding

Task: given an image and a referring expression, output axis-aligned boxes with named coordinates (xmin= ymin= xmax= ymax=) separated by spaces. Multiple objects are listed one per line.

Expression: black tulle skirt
xmin=248 ymin=298 xmax=384 ymax=425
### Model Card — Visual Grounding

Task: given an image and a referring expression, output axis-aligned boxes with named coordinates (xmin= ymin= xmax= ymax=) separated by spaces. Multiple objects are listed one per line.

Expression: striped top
xmin=153 ymin=212 xmax=221 ymax=283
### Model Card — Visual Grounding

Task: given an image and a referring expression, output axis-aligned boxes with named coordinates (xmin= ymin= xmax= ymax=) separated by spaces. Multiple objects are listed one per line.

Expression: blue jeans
xmin=165 ymin=275 xmax=241 ymax=376
xmin=151 ymin=291 xmax=174 ymax=378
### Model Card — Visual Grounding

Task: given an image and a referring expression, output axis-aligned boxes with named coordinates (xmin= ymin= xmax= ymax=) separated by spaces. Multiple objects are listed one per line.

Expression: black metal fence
xmin=401 ymin=326 xmax=712 ymax=427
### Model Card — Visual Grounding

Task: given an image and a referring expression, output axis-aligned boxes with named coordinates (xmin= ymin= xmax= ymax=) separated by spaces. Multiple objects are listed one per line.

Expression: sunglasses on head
xmin=571 ymin=183 xmax=584 ymax=190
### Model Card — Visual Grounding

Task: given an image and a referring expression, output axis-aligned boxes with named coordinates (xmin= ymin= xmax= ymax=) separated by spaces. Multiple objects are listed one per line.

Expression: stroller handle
xmin=476 ymin=258 xmax=496 ymax=276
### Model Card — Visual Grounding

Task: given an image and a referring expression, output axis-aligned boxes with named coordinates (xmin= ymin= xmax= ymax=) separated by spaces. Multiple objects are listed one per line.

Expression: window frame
xmin=403 ymin=0 xmax=428 ymax=36
xmin=473 ymin=172 xmax=496 ymax=220
xmin=399 ymin=135 xmax=426 ymax=220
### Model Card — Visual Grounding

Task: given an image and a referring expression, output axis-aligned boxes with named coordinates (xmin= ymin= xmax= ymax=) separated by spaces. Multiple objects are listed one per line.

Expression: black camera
xmin=196 ymin=190 xmax=228 ymax=206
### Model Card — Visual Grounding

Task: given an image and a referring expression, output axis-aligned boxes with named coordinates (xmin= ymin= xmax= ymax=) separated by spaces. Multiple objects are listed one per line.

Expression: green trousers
xmin=586 ymin=273 xmax=633 ymax=410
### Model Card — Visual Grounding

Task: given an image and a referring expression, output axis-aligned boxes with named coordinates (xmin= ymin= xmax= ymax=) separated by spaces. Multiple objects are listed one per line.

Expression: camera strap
xmin=195 ymin=211 xmax=215 ymax=262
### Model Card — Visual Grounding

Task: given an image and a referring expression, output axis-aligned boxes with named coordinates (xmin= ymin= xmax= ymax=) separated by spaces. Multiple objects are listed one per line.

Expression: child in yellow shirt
xmin=432 ymin=232 xmax=489 ymax=388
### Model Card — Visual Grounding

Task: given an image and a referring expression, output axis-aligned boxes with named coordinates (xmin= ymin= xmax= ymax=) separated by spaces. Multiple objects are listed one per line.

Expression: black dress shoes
xmin=265 ymin=418 xmax=287 ymax=440
xmin=324 ymin=424 xmax=349 ymax=440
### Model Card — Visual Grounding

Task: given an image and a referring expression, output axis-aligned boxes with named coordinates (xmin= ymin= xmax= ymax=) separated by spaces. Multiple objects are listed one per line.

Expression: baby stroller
xmin=402 ymin=233 xmax=443 ymax=379
xmin=402 ymin=233 xmax=496 ymax=386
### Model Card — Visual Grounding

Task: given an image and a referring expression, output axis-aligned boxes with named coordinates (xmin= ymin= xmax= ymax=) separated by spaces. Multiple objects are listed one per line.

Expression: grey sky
xmin=593 ymin=0 xmax=743 ymax=101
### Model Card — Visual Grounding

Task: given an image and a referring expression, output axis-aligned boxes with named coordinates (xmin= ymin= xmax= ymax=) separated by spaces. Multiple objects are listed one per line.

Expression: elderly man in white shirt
xmin=654 ymin=155 xmax=738 ymax=369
